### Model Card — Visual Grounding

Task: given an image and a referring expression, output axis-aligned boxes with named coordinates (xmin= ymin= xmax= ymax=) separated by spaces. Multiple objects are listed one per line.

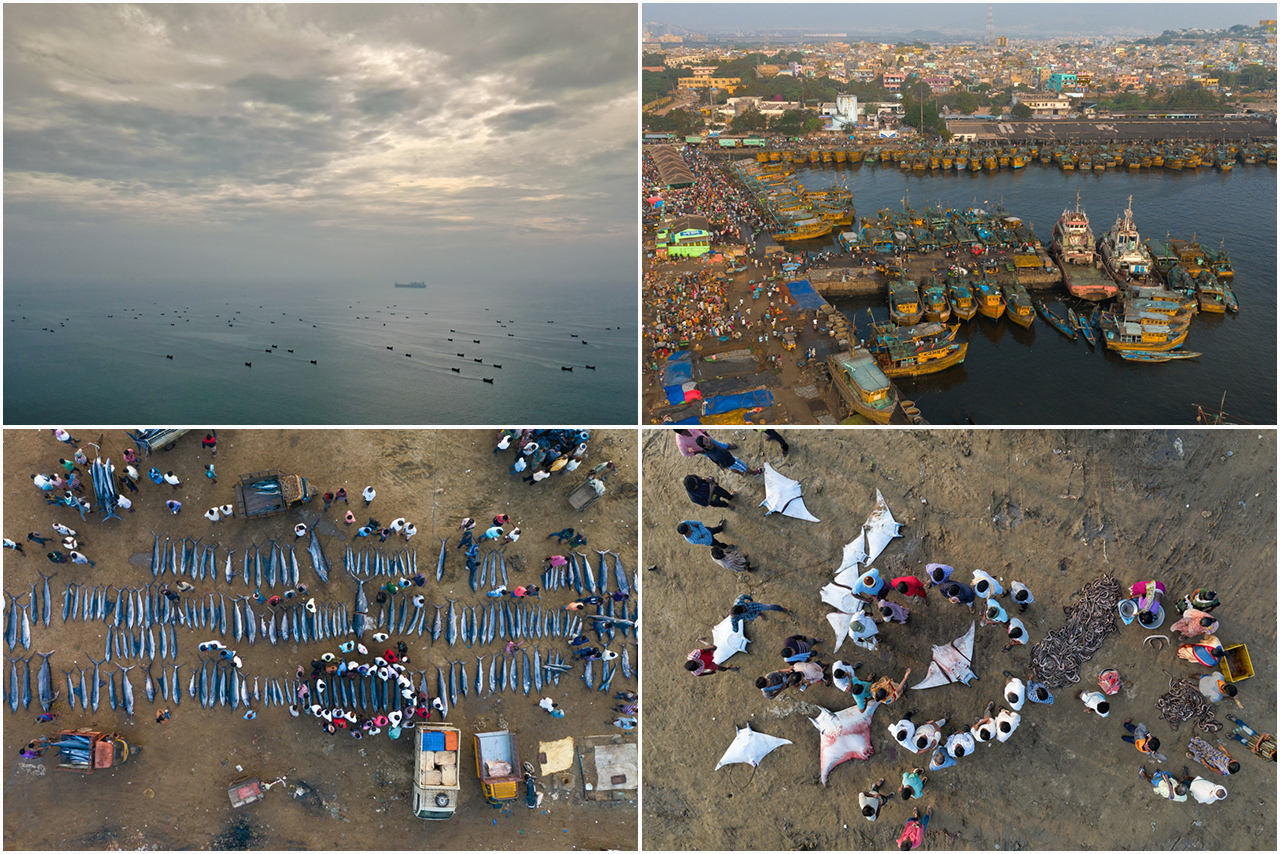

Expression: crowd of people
xmin=671 ymin=429 xmax=1266 ymax=848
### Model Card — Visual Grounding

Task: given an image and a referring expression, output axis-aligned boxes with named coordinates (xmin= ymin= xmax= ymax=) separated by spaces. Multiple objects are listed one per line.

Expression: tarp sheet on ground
xmin=782 ymin=279 xmax=826 ymax=312
xmin=665 ymin=382 xmax=702 ymax=405
xmin=704 ymin=389 xmax=774 ymax=415
xmin=698 ymin=374 xmax=779 ymax=398
xmin=662 ymin=352 xmax=694 ymax=385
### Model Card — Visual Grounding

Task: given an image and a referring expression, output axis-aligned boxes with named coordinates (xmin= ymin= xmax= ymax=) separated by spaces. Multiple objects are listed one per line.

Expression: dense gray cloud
xmin=4 ymin=3 xmax=638 ymax=287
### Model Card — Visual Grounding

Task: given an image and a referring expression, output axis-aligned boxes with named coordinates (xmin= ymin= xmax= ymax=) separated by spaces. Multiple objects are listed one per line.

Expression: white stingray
xmin=759 ymin=464 xmax=820 ymax=522
xmin=715 ymin=725 xmax=793 ymax=770
xmin=863 ymin=488 xmax=903 ymax=563
xmin=711 ymin=615 xmax=750 ymax=664
xmin=832 ymin=564 xmax=865 ymax=590
xmin=835 ymin=530 xmax=868 ymax=574
xmin=820 ymin=582 xmax=861 ymax=614
xmin=825 ymin=611 xmax=853 ymax=654
xmin=911 ymin=621 xmax=978 ymax=689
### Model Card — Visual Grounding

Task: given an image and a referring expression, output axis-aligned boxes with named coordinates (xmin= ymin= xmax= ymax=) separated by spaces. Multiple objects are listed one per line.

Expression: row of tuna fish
xmin=4 ymin=571 xmax=58 ymax=649
xmin=539 ymin=549 xmax=635 ymax=597
xmin=150 ymin=530 xmax=331 ymax=587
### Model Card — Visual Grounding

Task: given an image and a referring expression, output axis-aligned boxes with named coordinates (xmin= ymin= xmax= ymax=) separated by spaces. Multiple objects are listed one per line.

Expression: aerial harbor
xmin=643 ymin=5 xmax=1276 ymax=425
xmin=3 ymin=5 xmax=638 ymax=425
xmin=3 ymin=429 xmax=638 ymax=850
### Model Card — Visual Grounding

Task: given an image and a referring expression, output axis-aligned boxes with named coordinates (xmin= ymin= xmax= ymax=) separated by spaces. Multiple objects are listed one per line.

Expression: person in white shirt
xmin=163 ymin=471 xmax=181 ymax=489
xmin=294 ymin=523 xmax=308 ymax=537
xmin=889 ymin=710 xmax=918 ymax=751
xmin=205 ymin=508 xmax=221 ymax=522
xmin=362 ymin=486 xmax=376 ymax=505
xmin=911 ymin=715 xmax=949 ymax=754
xmin=116 ymin=494 xmax=133 ymax=513
xmin=390 ymin=518 xmax=406 ymax=533
xmin=1078 ymin=689 xmax=1110 ymax=717
xmin=221 ymin=504 xmax=235 ymax=518
xmin=403 ymin=522 xmax=417 ymax=540
xmin=995 ymin=707 xmax=1021 ymax=742
xmin=1188 ymin=776 xmax=1227 ymax=804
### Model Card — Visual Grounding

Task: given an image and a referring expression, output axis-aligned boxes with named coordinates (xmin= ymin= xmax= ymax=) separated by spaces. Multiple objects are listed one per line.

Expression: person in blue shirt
xmin=676 ymin=519 xmax=727 ymax=549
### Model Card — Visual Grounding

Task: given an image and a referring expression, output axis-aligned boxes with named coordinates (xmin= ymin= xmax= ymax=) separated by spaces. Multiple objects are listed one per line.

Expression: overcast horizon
xmin=4 ymin=4 xmax=637 ymax=290
xmin=645 ymin=3 xmax=1276 ymax=41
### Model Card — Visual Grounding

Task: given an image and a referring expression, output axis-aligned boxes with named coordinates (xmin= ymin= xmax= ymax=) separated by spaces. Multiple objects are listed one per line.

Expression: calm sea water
xmin=789 ymin=161 xmax=1276 ymax=425
xmin=4 ymin=279 xmax=636 ymax=424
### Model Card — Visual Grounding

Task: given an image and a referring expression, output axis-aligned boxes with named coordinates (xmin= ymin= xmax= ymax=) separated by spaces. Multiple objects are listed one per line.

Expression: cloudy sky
xmin=647 ymin=3 xmax=1274 ymax=39
xmin=5 ymin=4 xmax=637 ymax=288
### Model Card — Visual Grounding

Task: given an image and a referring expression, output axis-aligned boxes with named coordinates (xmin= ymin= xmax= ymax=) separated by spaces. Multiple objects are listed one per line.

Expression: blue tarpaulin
xmin=661 ymin=351 xmax=693 ymax=385
xmin=704 ymin=389 xmax=774 ymax=414
xmin=670 ymin=415 xmax=703 ymax=425
xmin=785 ymin=279 xmax=826 ymax=311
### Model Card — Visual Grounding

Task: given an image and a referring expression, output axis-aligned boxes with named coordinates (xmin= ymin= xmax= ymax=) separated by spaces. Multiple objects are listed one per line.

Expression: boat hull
xmin=1058 ymin=259 xmax=1120 ymax=301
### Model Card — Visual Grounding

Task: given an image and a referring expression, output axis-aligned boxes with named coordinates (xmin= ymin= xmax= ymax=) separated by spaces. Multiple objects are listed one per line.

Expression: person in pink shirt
xmin=896 ymin=806 xmax=932 ymax=850
xmin=673 ymin=429 xmax=735 ymax=458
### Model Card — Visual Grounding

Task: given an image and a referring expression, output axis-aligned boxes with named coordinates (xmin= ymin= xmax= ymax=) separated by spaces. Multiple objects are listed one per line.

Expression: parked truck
xmin=474 ymin=730 xmax=521 ymax=807
xmin=413 ymin=724 xmax=462 ymax=819
xmin=233 ymin=470 xmax=318 ymax=519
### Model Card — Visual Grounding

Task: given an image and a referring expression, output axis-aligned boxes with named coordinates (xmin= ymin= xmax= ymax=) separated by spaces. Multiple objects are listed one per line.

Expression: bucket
xmin=1117 ymin=599 xmax=1137 ymax=625
xmin=1136 ymin=602 xmax=1165 ymax=629
xmin=904 ymin=406 xmax=921 ymax=418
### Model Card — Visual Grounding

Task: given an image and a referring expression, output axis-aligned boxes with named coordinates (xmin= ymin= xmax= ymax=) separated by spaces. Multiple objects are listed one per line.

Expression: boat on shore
xmin=827 ymin=349 xmax=900 ymax=424
xmin=1035 ymin=300 xmax=1076 ymax=339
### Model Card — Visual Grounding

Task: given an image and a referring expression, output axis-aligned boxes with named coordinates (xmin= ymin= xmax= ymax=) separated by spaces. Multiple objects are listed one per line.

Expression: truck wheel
xmin=162 ymin=443 xmax=177 ymax=452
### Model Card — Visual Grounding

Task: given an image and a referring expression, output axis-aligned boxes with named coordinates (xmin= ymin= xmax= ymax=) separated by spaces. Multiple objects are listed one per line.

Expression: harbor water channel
xmin=772 ymin=159 xmax=1276 ymax=425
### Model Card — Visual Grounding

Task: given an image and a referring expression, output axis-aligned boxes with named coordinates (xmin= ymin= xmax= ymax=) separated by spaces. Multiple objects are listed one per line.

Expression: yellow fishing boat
xmin=827 ymin=349 xmax=899 ymax=424
xmin=974 ymin=278 xmax=1006 ymax=320
xmin=874 ymin=341 xmax=968 ymax=378
xmin=1100 ymin=314 xmax=1189 ymax=352
xmin=1001 ymin=280 xmax=1035 ymax=328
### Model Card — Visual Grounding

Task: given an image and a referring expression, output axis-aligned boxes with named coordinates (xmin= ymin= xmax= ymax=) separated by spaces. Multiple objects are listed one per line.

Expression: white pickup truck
xmin=413 ymin=724 xmax=462 ymax=819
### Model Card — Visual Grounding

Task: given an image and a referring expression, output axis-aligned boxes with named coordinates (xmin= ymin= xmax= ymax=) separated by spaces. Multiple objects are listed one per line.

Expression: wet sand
xmin=3 ymin=429 xmax=637 ymax=850
xmin=641 ymin=428 xmax=1276 ymax=850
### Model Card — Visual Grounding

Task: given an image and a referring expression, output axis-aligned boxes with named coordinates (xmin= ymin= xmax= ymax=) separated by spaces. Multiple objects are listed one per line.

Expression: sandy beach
xmin=641 ymin=427 xmax=1275 ymax=851
xmin=3 ymin=429 xmax=638 ymax=851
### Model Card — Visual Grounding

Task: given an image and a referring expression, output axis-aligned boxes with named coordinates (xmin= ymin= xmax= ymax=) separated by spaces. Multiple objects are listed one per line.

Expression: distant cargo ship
xmin=395 ymin=281 xmax=426 ymax=288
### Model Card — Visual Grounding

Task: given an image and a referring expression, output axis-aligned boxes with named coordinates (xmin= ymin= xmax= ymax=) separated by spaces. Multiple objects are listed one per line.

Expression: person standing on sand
xmin=677 ymin=519 xmax=728 ymax=550
xmin=686 ymin=647 xmax=736 ymax=676
xmin=729 ymin=593 xmax=789 ymax=631
xmin=1170 ymin=609 xmax=1219 ymax=639
xmin=1010 ymin=580 xmax=1034 ymax=613
xmin=1120 ymin=719 xmax=1165 ymax=761
xmin=858 ymin=778 xmax=893 ymax=821
xmin=709 ymin=545 xmax=752 ymax=573
xmin=362 ymin=486 xmax=375 ymax=506
xmin=1137 ymin=767 xmax=1187 ymax=801
xmin=202 ymin=432 xmax=218 ymax=456
xmin=943 ymin=581 xmax=976 ymax=611
xmin=696 ymin=436 xmax=761 ymax=476
xmin=890 ymin=576 xmax=927 ymax=600
xmin=896 ymin=806 xmax=933 ymax=850
xmin=870 ymin=669 xmax=912 ymax=704
xmin=683 ymin=474 xmax=735 ymax=508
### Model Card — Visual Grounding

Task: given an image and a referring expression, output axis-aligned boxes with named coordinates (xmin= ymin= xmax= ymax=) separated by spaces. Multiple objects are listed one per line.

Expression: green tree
xmin=642 ymin=53 xmax=666 ymax=67
xmin=644 ymin=108 xmax=704 ymax=136
xmin=1011 ymin=101 xmax=1033 ymax=119
xmin=729 ymin=110 xmax=768 ymax=133
xmin=770 ymin=109 xmax=807 ymax=135
xmin=955 ymin=91 xmax=980 ymax=114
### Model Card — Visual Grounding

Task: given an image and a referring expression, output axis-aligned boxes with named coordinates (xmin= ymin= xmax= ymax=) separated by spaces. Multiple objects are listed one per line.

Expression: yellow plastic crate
xmin=1218 ymin=643 xmax=1253 ymax=683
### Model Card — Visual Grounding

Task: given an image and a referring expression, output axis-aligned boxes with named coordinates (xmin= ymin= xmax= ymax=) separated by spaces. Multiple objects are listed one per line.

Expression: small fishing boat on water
xmin=1223 ymin=283 xmax=1239 ymax=313
xmin=946 ymin=276 xmax=978 ymax=321
xmin=974 ymin=277 xmax=1006 ymax=321
xmin=1034 ymin=300 xmax=1075 ymax=340
xmin=888 ymin=279 xmax=925 ymax=326
xmin=1117 ymin=350 xmax=1202 ymax=363
xmin=1067 ymin=307 xmax=1096 ymax=347
xmin=1001 ymin=279 xmax=1035 ymax=328
xmin=873 ymin=341 xmax=969 ymax=378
